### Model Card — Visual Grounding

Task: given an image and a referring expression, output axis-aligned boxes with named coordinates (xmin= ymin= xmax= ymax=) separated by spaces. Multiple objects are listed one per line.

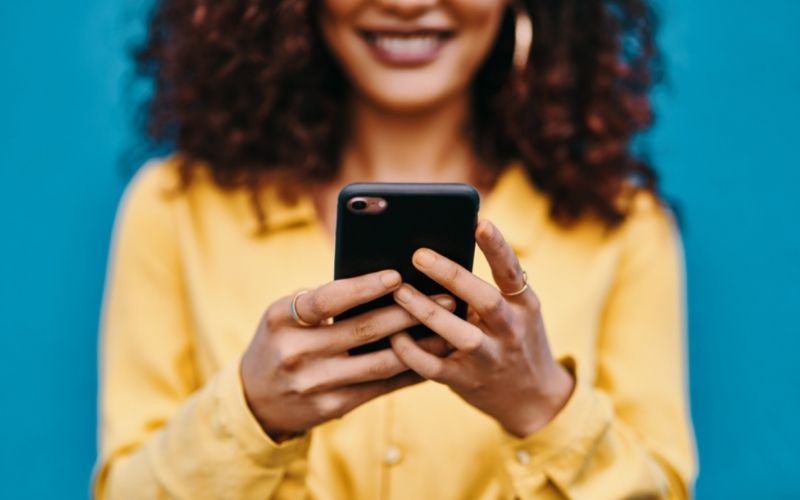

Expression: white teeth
xmin=373 ymin=35 xmax=439 ymax=56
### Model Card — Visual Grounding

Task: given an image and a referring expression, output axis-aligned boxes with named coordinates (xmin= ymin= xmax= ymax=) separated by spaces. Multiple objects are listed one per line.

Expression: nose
xmin=374 ymin=0 xmax=438 ymax=18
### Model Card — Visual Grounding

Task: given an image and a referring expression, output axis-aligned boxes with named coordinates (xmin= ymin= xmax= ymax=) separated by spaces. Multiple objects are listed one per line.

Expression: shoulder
xmin=113 ymin=156 xmax=187 ymax=243
xmin=544 ymin=188 xmax=683 ymax=266
xmin=121 ymin=156 xmax=183 ymax=209
xmin=610 ymin=190 xmax=684 ymax=274
xmin=117 ymin=155 xmax=268 ymax=238
xmin=541 ymin=187 xmax=680 ymax=251
xmin=619 ymin=190 xmax=681 ymax=245
xmin=117 ymin=154 xmax=220 ymax=222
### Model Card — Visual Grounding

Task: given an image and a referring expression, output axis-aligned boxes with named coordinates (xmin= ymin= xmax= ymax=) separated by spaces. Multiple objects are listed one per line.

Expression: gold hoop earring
xmin=511 ymin=1 xmax=533 ymax=72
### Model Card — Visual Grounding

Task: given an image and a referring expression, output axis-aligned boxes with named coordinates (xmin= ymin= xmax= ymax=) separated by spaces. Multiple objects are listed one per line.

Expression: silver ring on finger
xmin=290 ymin=290 xmax=316 ymax=327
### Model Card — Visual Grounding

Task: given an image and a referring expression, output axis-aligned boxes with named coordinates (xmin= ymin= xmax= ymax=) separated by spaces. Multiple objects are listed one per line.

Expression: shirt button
xmin=515 ymin=449 xmax=531 ymax=465
xmin=383 ymin=445 xmax=402 ymax=466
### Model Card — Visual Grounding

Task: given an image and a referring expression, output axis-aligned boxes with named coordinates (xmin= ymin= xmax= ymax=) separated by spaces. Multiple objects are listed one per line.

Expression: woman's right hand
xmin=241 ymin=269 xmax=455 ymax=440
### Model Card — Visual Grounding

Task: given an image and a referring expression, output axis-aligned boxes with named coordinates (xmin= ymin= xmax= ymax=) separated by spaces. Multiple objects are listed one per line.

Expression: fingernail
xmin=413 ymin=249 xmax=435 ymax=268
xmin=381 ymin=270 xmax=401 ymax=288
xmin=395 ymin=285 xmax=412 ymax=303
xmin=434 ymin=295 xmax=456 ymax=310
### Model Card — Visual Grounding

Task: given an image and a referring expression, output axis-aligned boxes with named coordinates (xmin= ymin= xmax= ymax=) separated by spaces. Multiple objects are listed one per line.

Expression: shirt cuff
xmin=501 ymin=356 xmax=613 ymax=485
xmin=214 ymin=359 xmax=311 ymax=468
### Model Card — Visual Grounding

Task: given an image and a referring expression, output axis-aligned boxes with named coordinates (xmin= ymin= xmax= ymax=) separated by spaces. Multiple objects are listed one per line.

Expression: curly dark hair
xmin=134 ymin=0 xmax=662 ymax=228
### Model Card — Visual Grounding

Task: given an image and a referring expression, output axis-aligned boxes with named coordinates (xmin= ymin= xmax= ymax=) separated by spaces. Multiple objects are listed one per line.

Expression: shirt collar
xmin=245 ymin=182 xmax=318 ymax=234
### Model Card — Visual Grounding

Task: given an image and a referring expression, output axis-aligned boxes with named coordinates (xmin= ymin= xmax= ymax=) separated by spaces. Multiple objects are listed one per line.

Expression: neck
xmin=338 ymin=92 xmax=481 ymax=185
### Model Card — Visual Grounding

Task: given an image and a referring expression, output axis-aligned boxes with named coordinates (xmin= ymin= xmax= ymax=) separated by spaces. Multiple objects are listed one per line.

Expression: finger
xmin=390 ymin=332 xmax=459 ymax=384
xmin=466 ymin=306 xmax=493 ymax=334
xmin=319 ymin=295 xmax=456 ymax=354
xmin=411 ymin=247 xmax=513 ymax=332
xmin=331 ymin=370 xmax=425 ymax=417
xmin=296 ymin=347 xmax=411 ymax=394
xmin=475 ymin=220 xmax=530 ymax=301
xmin=393 ymin=284 xmax=488 ymax=355
xmin=416 ymin=335 xmax=454 ymax=357
xmin=295 ymin=269 xmax=402 ymax=325
xmin=304 ymin=333 xmax=455 ymax=393
xmin=467 ymin=306 xmax=481 ymax=325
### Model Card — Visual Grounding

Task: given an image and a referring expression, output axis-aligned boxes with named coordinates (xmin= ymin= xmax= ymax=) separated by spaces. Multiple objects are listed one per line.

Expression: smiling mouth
xmin=358 ymin=30 xmax=454 ymax=65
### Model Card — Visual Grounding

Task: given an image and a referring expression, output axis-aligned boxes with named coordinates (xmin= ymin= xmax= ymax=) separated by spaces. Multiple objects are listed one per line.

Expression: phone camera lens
xmin=352 ymin=200 xmax=368 ymax=210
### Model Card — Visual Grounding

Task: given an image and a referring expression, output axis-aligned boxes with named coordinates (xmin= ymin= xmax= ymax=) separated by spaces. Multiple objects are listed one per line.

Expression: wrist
xmin=240 ymin=361 xmax=306 ymax=442
xmin=503 ymin=361 xmax=575 ymax=438
xmin=248 ymin=404 xmax=306 ymax=443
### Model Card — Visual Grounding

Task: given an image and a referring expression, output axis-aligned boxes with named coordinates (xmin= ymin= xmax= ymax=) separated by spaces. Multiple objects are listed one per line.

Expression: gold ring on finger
xmin=500 ymin=270 xmax=529 ymax=297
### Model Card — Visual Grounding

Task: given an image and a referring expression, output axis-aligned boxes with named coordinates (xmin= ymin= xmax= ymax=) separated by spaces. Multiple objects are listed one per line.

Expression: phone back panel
xmin=334 ymin=183 xmax=479 ymax=354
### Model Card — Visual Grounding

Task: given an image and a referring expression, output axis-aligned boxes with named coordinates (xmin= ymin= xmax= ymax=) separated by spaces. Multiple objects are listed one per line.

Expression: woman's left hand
xmin=390 ymin=220 xmax=575 ymax=438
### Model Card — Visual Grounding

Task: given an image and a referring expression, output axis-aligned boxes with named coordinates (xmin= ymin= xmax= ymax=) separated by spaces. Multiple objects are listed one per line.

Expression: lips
xmin=358 ymin=29 xmax=454 ymax=65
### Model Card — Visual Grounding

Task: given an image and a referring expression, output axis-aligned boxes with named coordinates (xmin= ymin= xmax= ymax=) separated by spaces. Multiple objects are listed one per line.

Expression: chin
xmin=365 ymin=92 xmax=451 ymax=114
xmin=357 ymin=75 xmax=465 ymax=114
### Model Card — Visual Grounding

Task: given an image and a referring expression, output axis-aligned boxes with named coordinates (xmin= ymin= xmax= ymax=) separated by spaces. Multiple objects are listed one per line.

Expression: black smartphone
xmin=334 ymin=182 xmax=480 ymax=354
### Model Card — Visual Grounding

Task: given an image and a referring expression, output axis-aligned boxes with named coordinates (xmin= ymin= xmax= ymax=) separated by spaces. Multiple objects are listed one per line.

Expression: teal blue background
xmin=1 ymin=0 xmax=798 ymax=498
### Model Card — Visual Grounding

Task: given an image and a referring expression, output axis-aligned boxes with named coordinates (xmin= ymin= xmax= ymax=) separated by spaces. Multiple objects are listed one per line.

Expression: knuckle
xmin=392 ymin=338 xmax=411 ymax=359
xmin=418 ymin=337 xmax=446 ymax=354
xmin=465 ymin=376 xmax=485 ymax=393
xmin=461 ymin=334 xmax=483 ymax=354
xmin=367 ymin=357 xmax=396 ymax=379
xmin=352 ymin=317 xmax=378 ymax=342
xmin=277 ymin=344 xmax=308 ymax=371
xmin=427 ymin=363 xmax=447 ymax=382
xmin=314 ymin=394 xmax=343 ymax=417
xmin=308 ymin=292 xmax=334 ymax=318
xmin=445 ymin=262 xmax=461 ymax=283
xmin=509 ymin=324 xmax=527 ymax=346
xmin=420 ymin=304 xmax=439 ymax=323
xmin=482 ymin=294 xmax=506 ymax=316
xmin=264 ymin=302 xmax=284 ymax=331
xmin=291 ymin=375 xmax=320 ymax=396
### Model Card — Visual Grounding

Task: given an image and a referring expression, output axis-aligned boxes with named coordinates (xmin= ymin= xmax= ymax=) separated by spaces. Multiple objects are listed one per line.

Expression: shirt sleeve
xmin=500 ymin=195 xmax=697 ymax=499
xmin=93 ymin=161 xmax=311 ymax=499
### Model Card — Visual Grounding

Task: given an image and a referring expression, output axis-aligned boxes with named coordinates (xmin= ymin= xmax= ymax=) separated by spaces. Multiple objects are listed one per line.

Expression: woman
xmin=94 ymin=0 xmax=696 ymax=497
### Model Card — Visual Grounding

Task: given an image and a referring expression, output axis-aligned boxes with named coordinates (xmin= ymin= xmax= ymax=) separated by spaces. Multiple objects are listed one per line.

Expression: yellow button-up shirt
xmin=94 ymin=158 xmax=696 ymax=499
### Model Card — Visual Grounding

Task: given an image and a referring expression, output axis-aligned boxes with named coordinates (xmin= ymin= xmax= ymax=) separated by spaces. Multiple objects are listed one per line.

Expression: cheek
xmin=319 ymin=0 xmax=363 ymax=57
xmin=453 ymin=0 xmax=507 ymax=60
xmin=321 ymin=0 xmax=362 ymax=19
xmin=452 ymin=0 xmax=507 ymax=19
